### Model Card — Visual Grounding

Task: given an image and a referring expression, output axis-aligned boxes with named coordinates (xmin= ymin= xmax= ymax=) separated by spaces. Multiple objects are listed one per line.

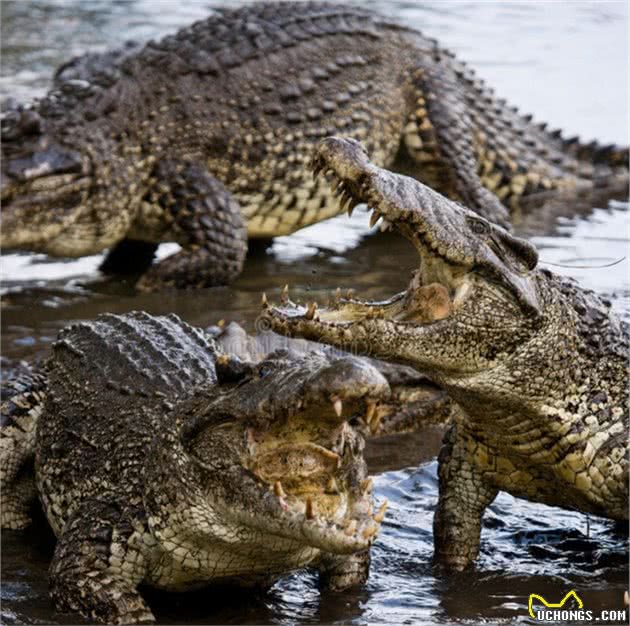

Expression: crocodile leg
xmin=433 ymin=424 xmax=498 ymax=570
xmin=404 ymin=65 xmax=511 ymax=227
xmin=49 ymin=499 xmax=154 ymax=624
xmin=100 ymin=239 xmax=158 ymax=276
xmin=318 ymin=551 xmax=371 ymax=591
xmin=136 ymin=162 xmax=247 ymax=291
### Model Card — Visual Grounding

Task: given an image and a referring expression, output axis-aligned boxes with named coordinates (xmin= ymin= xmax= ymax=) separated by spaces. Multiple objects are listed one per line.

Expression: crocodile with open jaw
xmin=209 ymin=319 xmax=453 ymax=438
xmin=2 ymin=2 xmax=627 ymax=290
xmin=261 ymin=137 xmax=629 ymax=570
xmin=0 ymin=311 xmax=389 ymax=623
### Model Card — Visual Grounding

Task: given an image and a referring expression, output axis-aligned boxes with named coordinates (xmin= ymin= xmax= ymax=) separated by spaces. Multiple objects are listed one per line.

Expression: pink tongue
xmin=403 ymin=282 xmax=452 ymax=323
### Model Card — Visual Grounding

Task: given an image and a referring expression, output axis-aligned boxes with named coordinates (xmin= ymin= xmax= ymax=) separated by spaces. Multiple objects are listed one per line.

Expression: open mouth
xmin=261 ymin=139 xmax=477 ymax=334
xmin=260 ymin=134 xmax=542 ymax=343
xmin=190 ymin=361 xmax=390 ymax=555
xmin=243 ymin=396 xmax=388 ymax=553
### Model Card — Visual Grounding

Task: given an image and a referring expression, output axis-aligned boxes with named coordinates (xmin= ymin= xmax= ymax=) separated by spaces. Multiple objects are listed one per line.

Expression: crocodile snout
xmin=303 ymin=355 xmax=390 ymax=421
xmin=312 ymin=136 xmax=373 ymax=184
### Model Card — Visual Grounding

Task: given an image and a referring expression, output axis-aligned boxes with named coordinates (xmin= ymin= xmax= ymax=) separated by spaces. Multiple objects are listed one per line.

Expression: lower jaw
xmin=242 ymin=501 xmax=379 ymax=554
xmin=150 ymin=544 xmax=323 ymax=590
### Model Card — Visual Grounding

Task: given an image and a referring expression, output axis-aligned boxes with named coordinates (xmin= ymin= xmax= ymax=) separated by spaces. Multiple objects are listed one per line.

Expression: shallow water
xmin=1 ymin=1 xmax=629 ymax=624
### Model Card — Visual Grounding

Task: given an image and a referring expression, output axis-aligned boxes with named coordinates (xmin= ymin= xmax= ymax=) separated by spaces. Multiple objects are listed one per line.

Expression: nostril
xmin=1 ymin=106 xmax=43 ymax=140
xmin=19 ymin=110 xmax=43 ymax=136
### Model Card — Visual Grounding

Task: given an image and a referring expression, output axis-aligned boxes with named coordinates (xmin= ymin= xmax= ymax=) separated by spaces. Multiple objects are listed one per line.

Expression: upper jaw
xmin=309 ymin=137 xmax=541 ymax=318
xmin=311 ymin=137 xmax=474 ymax=282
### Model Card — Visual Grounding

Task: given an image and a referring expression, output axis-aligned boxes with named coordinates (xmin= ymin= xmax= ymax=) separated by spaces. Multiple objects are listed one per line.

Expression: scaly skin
xmin=2 ymin=3 xmax=627 ymax=290
xmin=209 ymin=320 xmax=453 ymax=437
xmin=1 ymin=311 xmax=389 ymax=623
xmin=261 ymin=137 xmax=629 ymax=571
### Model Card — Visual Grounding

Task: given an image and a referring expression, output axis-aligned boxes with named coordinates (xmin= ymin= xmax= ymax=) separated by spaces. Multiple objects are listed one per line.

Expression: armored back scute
xmin=52 ymin=311 xmax=219 ymax=399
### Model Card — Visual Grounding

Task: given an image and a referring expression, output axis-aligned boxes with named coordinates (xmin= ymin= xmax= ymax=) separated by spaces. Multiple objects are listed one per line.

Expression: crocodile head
xmin=182 ymin=348 xmax=389 ymax=563
xmin=261 ymin=137 xmax=544 ymax=386
xmin=1 ymin=103 xmax=94 ymax=253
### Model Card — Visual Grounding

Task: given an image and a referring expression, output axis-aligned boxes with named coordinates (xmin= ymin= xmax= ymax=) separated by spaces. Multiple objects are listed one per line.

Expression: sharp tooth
xmin=326 ymin=477 xmax=339 ymax=493
xmin=373 ymin=500 xmax=388 ymax=524
xmin=369 ymin=210 xmax=381 ymax=228
xmin=305 ymin=497 xmax=315 ymax=519
xmin=345 ymin=519 xmax=358 ymax=536
xmin=343 ymin=192 xmax=355 ymax=212
xmin=366 ymin=402 xmax=377 ymax=424
xmin=281 ymin=284 xmax=289 ymax=304
xmin=217 ymin=319 xmax=225 ymax=328
xmin=261 ymin=292 xmax=269 ymax=308
xmin=379 ymin=219 xmax=391 ymax=232
xmin=453 ymin=281 xmax=471 ymax=308
xmin=346 ymin=289 xmax=355 ymax=299
xmin=274 ymin=481 xmax=286 ymax=499
xmin=332 ymin=397 xmax=343 ymax=417
xmin=360 ymin=477 xmax=373 ymax=493
xmin=366 ymin=402 xmax=382 ymax=435
xmin=370 ymin=412 xmax=382 ymax=435
xmin=305 ymin=301 xmax=318 ymax=320
xmin=334 ymin=287 xmax=342 ymax=303
xmin=246 ymin=427 xmax=257 ymax=454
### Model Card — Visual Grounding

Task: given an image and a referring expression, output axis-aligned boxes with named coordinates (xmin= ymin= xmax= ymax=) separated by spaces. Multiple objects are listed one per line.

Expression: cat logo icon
xmin=528 ymin=590 xmax=584 ymax=619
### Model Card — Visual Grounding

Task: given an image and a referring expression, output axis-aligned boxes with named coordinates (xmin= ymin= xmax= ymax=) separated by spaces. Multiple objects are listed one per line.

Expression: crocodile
xmin=1 ymin=3 xmax=627 ymax=290
xmin=0 ymin=311 xmax=390 ymax=624
xmin=261 ymin=137 xmax=629 ymax=570
xmin=209 ymin=319 xmax=452 ymax=437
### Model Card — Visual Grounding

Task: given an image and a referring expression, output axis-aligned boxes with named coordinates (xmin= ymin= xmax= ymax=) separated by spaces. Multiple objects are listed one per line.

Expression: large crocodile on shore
xmin=2 ymin=3 xmax=627 ymax=290
xmin=261 ymin=137 xmax=629 ymax=570
xmin=0 ymin=311 xmax=389 ymax=623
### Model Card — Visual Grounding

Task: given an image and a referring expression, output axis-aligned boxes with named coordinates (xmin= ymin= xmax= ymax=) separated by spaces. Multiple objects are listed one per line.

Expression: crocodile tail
xmin=1 ymin=364 xmax=48 ymax=454
xmin=560 ymin=134 xmax=629 ymax=170
xmin=1 ymin=365 xmax=47 ymax=479
xmin=0 ymin=363 xmax=47 ymax=529
xmin=537 ymin=121 xmax=629 ymax=173
xmin=520 ymin=112 xmax=627 ymax=175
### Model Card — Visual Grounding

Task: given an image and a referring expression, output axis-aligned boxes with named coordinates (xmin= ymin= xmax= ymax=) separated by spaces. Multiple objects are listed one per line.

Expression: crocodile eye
xmin=257 ymin=364 xmax=274 ymax=378
xmin=468 ymin=217 xmax=490 ymax=235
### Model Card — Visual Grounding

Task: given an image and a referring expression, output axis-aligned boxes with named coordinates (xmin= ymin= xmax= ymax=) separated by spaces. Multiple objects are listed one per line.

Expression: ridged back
xmin=127 ymin=3 xmax=402 ymax=77
xmin=53 ymin=311 xmax=218 ymax=398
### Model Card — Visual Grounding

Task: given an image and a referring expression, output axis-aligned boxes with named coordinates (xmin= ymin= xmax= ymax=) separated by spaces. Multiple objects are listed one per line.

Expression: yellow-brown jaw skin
xmin=260 ymin=137 xmax=629 ymax=571
xmin=1 ymin=312 xmax=391 ymax=624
